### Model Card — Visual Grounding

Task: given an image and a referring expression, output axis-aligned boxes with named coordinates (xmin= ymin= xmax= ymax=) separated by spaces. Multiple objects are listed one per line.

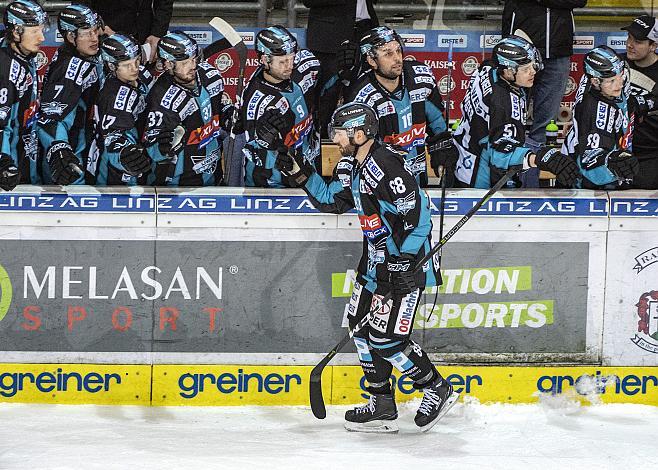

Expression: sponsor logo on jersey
xmin=283 ymin=114 xmax=313 ymax=148
xmin=22 ymin=101 xmax=38 ymax=128
xmin=359 ymin=214 xmax=382 ymax=231
xmin=479 ymin=34 xmax=502 ymax=49
xmin=297 ymin=58 xmax=315 ymax=73
xmin=34 ymin=50 xmax=49 ymax=70
xmin=409 ymin=89 xmax=427 ymax=104
xmin=367 ymin=243 xmax=385 ymax=272
xmin=438 ymin=34 xmax=467 ymax=48
xmin=394 ymin=290 xmax=419 ymax=334
xmin=299 ymin=75 xmax=315 ymax=94
xmin=214 ymin=52 xmax=233 ymax=73
xmin=573 ymin=36 xmax=594 ymax=49
xmin=377 ymin=101 xmax=396 ymax=116
xmin=607 ymin=36 xmax=626 ymax=50
xmin=412 ymin=65 xmax=432 ymax=77
xmin=394 ymin=192 xmax=416 ymax=215
xmin=297 ymin=49 xmax=314 ymax=61
xmin=356 ymin=83 xmax=376 ymax=102
xmin=510 ymin=94 xmax=522 ymax=120
xmin=247 ymin=90 xmax=265 ymax=120
xmin=366 ymin=92 xmax=383 ymax=108
xmin=400 ymin=33 xmax=425 ymax=48
xmin=596 ymin=102 xmax=609 ymax=130
xmin=114 ymin=86 xmax=131 ymax=111
xmin=414 ymin=75 xmax=435 ymax=86
xmin=275 ymin=97 xmax=290 ymax=114
xmin=187 ymin=114 xmax=222 ymax=148
xmin=384 ymin=123 xmax=427 ymax=150
xmin=40 ymin=101 xmax=68 ymax=116
xmin=183 ymin=30 xmax=212 ymax=45
xmin=207 ymin=80 xmax=223 ymax=98
xmin=179 ymin=100 xmax=199 ymax=121
xmin=161 ymin=86 xmax=180 ymax=109
xmin=171 ymin=91 xmax=186 ymax=111
xmin=365 ymin=158 xmax=384 ymax=182
xmin=461 ymin=56 xmax=479 ymax=76
xmin=9 ymin=59 xmax=22 ymax=83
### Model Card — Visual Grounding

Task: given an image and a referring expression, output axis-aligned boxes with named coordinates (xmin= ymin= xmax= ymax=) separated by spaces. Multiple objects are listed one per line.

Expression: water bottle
xmin=450 ymin=119 xmax=460 ymax=133
xmin=545 ymin=120 xmax=559 ymax=147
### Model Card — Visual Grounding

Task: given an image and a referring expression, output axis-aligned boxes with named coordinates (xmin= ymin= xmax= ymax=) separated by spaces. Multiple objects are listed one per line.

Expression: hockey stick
xmin=438 ymin=41 xmax=454 ymax=264
xmin=209 ymin=17 xmax=248 ymax=186
xmin=309 ymin=166 xmax=517 ymax=419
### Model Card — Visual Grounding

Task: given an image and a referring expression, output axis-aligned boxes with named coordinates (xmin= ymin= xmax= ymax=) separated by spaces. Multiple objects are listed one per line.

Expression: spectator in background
xmin=303 ymin=0 xmax=378 ymax=137
xmin=81 ymin=0 xmax=173 ymax=63
xmin=622 ymin=15 xmax=658 ymax=190
xmin=502 ymin=0 xmax=587 ymax=151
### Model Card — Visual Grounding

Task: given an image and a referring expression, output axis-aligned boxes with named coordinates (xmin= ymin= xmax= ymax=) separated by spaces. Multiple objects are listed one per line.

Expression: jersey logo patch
xmin=383 ymin=123 xmax=427 ymax=150
xmin=161 ymin=85 xmax=180 ymax=109
xmin=114 ymin=86 xmax=131 ymax=111
xmin=596 ymin=102 xmax=609 ymax=130
xmin=394 ymin=192 xmax=416 ymax=215
xmin=41 ymin=101 xmax=68 ymax=116
xmin=187 ymin=114 xmax=222 ymax=149
xmin=283 ymin=114 xmax=313 ymax=148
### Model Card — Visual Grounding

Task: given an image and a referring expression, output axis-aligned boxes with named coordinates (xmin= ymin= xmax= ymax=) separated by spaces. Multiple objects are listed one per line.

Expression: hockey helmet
xmin=157 ymin=31 xmax=199 ymax=62
xmin=58 ymin=3 xmax=102 ymax=35
xmin=584 ymin=46 xmax=625 ymax=79
xmin=359 ymin=26 xmax=403 ymax=58
xmin=101 ymin=33 xmax=140 ymax=65
xmin=3 ymin=0 xmax=48 ymax=30
xmin=329 ymin=102 xmax=379 ymax=140
xmin=493 ymin=35 xmax=543 ymax=71
xmin=255 ymin=25 xmax=297 ymax=57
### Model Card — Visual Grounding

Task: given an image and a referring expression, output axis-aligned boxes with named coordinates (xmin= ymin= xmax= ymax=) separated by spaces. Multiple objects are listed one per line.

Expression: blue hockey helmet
xmin=157 ymin=31 xmax=199 ymax=62
xmin=3 ymin=0 xmax=48 ymax=29
xmin=359 ymin=26 xmax=403 ymax=58
xmin=58 ymin=3 xmax=102 ymax=36
xmin=584 ymin=46 xmax=625 ymax=79
xmin=101 ymin=33 xmax=140 ymax=65
xmin=255 ymin=25 xmax=297 ymax=57
xmin=493 ymin=35 xmax=543 ymax=72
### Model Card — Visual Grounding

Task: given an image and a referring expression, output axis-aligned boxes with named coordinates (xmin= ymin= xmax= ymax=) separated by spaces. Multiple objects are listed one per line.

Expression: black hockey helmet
xmin=329 ymin=102 xmax=379 ymax=140
xmin=157 ymin=31 xmax=199 ymax=62
xmin=359 ymin=26 xmax=403 ymax=58
xmin=493 ymin=35 xmax=542 ymax=71
xmin=255 ymin=25 xmax=297 ymax=57
xmin=3 ymin=0 xmax=48 ymax=30
xmin=584 ymin=46 xmax=625 ymax=79
xmin=58 ymin=3 xmax=102 ymax=37
xmin=101 ymin=33 xmax=140 ymax=65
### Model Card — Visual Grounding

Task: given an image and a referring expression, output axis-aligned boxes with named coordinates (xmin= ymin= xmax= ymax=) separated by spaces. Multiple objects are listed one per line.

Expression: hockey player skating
xmin=454 ymin=35 xmax=579 ymax=189
xmin=276 ymin=102 xmax=459 ymax=433
xmin=240 ymin=25 xmax=320 ymax=188
xmin=340 ymin=26 xmax=456 ymax=186
xmin=37 ymin=3 xmax=104 ymax=185
xmin=94 ymin=33 xmax=154 ymax=185
xmin=144 ymin=31 xmax=232 ymax=186
xmin=0 ymin=0 xmax=47 ymax=189
xmin=562 ymin=46 xmax=656 ymax=189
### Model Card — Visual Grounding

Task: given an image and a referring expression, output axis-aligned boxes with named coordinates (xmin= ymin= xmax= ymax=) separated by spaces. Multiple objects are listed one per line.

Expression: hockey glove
xmin=534 ymin=147 xmax=580 ymax=188
xmin=388 ymin=253 xmax=419 ymax=297
xmin=119 ymin=144 xmax=151 ymax=176
xmin=274 ymin=145 xmax=314 ymax=186
xmin=154 ymin=126 xmax=185 ymax=158
xmin=0 ymin=154 xmax=19 ymax=191
xmin=255 ymin=108 xmax=287 ymax=150
xmin=608 ymin=150 xmax=640 ymax=180
xmin=47 ymin=141 xmax=81 ymax=185
xmin=220 ymin=103 xmax=235 ymax=134
xmin=427 ymin=131 xmax=459 ymax=176
xmin=336 ymin=40 xmax=361 ymax=82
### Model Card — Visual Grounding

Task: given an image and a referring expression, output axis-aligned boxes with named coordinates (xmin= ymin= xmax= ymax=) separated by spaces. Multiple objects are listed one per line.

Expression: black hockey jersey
xmin=144 ymin=61 xmax=230 ymax=186
xmin=344 ymin=59 xmax=448 ymax=185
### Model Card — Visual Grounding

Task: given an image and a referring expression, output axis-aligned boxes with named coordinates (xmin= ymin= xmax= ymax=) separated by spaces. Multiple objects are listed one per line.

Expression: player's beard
xmin=338 ymin=141 xmax=357 ymax=157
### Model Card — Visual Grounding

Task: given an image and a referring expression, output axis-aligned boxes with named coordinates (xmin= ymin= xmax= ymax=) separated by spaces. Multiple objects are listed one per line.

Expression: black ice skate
xmin=344 ymin=389 xmax=398 ymax=433
xmin=414 ymin=377 xmax=460 ymax=432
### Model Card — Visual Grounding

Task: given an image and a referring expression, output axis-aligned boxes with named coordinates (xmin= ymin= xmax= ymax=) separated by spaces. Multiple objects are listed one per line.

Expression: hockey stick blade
xmin=308 ymin=167 xmax=516 ymax=419
xmin=209 ymin=17 xmax=243 ymax=47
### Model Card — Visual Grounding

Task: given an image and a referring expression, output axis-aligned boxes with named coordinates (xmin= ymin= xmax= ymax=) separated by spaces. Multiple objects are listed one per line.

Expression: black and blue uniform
xmin=37 ymin=44 xmax=104 ymax=184
xmin=144 ymin=61 xmax=229 ymax=186
xmin=93 ymin=68 xmax=155 ymax=185
xmin=344 ymin=60 xmax=447 ymax=185
xmin=240 ymin=49 xmax=321 ymax=188
xmin=0 ymin=40 xmax=41 ymax=183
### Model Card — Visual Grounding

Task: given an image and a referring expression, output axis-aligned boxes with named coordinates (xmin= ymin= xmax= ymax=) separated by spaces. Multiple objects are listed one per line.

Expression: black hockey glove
xmin=255 ymin=108 xmax=287 ymax=149
xmin=220 ymin=103 xmax=235 ymax=134
xmin=534 ymin=147 xmax=580 ymax=188
xmin=119 ymin=144 xmax=151 ymax=176
xmin=47 ymin=141 xmax=81 ymax=185
xmin=608 ymin=150 xmax=640 ymax=180
xmin=274 ymin=145 xmax=314 ymax=187
xmin=0 ymin=153 xmax=19 ymax=191
xmin=388 ymin=253 xmax=420 ymax=297
xmin=427 ymin=131 xmax=458 ymax=177
xmin=153 ymin=126 xmax=185 ymax=158
xmin=336 ymin=40 xmax=361 ymax=82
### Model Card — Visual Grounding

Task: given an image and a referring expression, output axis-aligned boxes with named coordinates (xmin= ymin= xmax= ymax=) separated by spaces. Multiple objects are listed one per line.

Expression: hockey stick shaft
xmin=309 ymin=167 xmax=516 ymax=419
xmin=438 ymin=42 xmax=454 ymax=257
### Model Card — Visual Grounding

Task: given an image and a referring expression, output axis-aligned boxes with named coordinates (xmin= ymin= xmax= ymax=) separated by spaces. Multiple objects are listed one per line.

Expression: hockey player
xmin=37 ymin=3 xmax=104 ymax=185
xmin=93 ymin=33 xmax=154 ymax=185
xmin=0 ymin=0 xmax=47 ymax=188
xmin=276 ymin=102 xmax=459 ymax=433
xmin=144 ymin=31 xmax=232 ymax=186
xmin=562 ymin=46 xmax=655 ymax=189
xmin=454 ymin=35 xmax=580 ymax=189
xmin=240 ymin=25 xmax=320 ymax=188
xmin=341 ymin=26 xmax=455 ymax=186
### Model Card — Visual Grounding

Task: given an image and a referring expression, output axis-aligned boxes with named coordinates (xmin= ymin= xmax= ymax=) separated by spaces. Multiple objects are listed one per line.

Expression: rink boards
xmin=0 ymin=364 xmax=656 ymax=407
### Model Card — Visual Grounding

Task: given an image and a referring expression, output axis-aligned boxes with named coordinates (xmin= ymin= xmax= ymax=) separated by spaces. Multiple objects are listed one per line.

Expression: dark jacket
xmin=502 ymin=0 xmax=587 ymax=59
xmin=81 ymin=0 xmax=173 ymax=43
xmin=303 ymin=0 xmax=378 ymax=53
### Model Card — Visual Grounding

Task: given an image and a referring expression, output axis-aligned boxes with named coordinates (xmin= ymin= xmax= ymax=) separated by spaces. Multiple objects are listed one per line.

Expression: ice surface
xmin=1 ymin=400 xmax=657 ymax=469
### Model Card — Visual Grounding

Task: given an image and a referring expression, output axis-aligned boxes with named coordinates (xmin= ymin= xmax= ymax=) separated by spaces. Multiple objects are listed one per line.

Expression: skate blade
xmin=420 ymin=390 xmax=460 ymax=433
xmin=344 ymin=420 xmax=399 ymax=433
